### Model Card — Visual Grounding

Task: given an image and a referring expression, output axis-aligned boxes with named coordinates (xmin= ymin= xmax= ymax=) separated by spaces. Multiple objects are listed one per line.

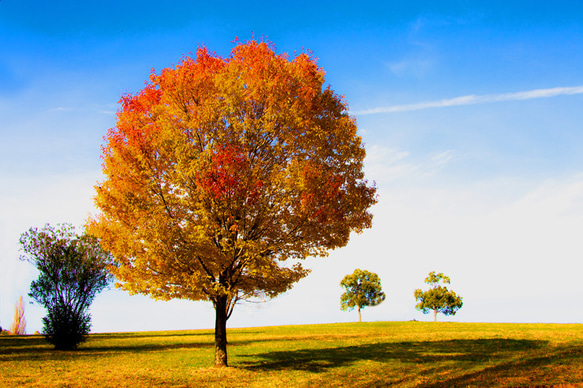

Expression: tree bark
xmin=214 ymin=295 xmax=228 ymax=367
xmin=358 ymin=306 xmax=362 ymax=323
xmin=434 ymin=309 xmax=437 ymax=322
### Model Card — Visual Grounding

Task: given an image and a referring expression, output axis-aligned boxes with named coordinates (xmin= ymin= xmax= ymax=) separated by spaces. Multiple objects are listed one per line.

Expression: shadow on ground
xmin=239 ymin=338 xmax=583 ymax=386
xmin=0 ymin=332 xmax=213 ymax=362
xmin=239 ymin=338 xmax=546 ymax=372
xmin=418 ymin=345 xmax=583 ymax=388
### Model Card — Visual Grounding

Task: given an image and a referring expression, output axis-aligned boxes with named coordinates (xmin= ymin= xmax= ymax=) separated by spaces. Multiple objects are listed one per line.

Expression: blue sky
xmin=2 ymin=1 xmax=583 ymax=333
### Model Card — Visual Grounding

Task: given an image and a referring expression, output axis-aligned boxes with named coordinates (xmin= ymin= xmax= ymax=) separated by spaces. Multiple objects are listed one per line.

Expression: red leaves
xmin=300 ymin=163 xmax=345 ymax=223
xmin=103 ymin=84 xmax=163 ymax=161
xmin=196 ymin=145 xmax=263 ymax=204
xmin=118 ymin=85 xmax=162 ymax=115
xmin=197 ymin=145 xmax=247 ymax=199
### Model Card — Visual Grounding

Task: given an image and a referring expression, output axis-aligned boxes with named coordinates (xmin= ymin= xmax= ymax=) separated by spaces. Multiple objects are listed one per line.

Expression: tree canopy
xmin=340 ymin=269 xmax=385 ymax=322
xmin=414 ymin=271 xmax=463 ymax=322
xmin=87 ymin=38 xmax=377 ymax=367
xmin=20 ymin=224 xmax=113 ymax=349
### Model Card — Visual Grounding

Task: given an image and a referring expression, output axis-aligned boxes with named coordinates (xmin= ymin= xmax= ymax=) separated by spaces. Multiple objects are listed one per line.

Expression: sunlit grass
xmin=1 ymin=322 xmax=582 ymax=387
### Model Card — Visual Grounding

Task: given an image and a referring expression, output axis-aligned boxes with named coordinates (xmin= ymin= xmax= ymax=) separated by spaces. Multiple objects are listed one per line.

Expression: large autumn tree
xmin=88 ymin=39 xmax=377 ymax=367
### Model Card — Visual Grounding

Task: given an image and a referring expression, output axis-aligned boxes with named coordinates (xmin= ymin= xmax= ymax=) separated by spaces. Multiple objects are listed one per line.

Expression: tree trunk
xmin=214 ymin=295 xmax=228 ymax=367
xmin=358 ymin=306 xmax=362 ymax=323
xmin=434 ymin=309 xmax=437 ymax=322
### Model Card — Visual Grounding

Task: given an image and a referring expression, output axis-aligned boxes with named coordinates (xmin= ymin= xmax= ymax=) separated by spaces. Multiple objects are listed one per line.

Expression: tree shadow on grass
xmin=0 ymin=329 xmax=272 ymax=362
xmin=240 ymin=338 xmax=546 ymax=373
xmin=0 ymin=333 xmax=213 ymax=362
xmin=418 ymin=345 xmax=583 ymax=388
xmin=89 ymin=331 xmax=214 ymax=340
xmin=0 ymin=335 xmax=48 ymax=349
xmin=239 ymin=338 xmax=583 ymax=386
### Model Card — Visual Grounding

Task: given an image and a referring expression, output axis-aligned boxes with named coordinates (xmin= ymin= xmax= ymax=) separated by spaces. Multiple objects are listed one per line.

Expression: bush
xmin=43 ymin=304 xmax=91 ymax=350
xmin=20 ymin=223 xmax=113 ymax=350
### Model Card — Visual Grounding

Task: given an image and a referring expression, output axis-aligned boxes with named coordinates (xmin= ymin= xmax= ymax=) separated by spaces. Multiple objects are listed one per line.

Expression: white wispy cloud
xmin=429 ymin=150 xmax=455 ymax=170
xmin=48 ymin=107 xmax=73 ymax=112
xmin=354 ymin=86 xmax=583 ymax=115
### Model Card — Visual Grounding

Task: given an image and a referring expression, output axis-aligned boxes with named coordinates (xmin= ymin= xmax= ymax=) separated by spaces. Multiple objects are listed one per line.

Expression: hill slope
xmin=1 ymin=321 xmax=582 ymax=387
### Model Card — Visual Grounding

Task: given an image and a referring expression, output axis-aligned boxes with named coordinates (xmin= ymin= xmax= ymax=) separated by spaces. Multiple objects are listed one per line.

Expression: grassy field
xmin=1 ymin=321 xmax=582 ymax=387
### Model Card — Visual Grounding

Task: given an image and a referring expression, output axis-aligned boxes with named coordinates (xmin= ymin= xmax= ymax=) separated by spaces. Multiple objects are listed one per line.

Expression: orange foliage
xmin=88 ymin=38 xmax=376 ymax=366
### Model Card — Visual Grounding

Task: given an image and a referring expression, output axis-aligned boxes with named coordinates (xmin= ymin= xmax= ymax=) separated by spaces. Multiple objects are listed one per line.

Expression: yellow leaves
xmin=89 ymin=38 xmax=376 ymax=308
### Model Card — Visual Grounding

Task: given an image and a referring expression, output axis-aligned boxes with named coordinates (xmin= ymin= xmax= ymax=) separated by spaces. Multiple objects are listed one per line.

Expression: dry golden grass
xmin=1 ymin=321 xmax=582 ymax=387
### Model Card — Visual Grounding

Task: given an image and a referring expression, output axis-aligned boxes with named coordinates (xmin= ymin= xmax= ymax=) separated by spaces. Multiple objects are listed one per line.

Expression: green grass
xmin=1 ymin=321 xmax=583 ymax=387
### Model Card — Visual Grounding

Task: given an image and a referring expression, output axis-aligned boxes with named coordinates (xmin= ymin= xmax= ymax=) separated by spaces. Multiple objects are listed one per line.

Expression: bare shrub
xmin=9 ymin=296 xmax=26 ymax=335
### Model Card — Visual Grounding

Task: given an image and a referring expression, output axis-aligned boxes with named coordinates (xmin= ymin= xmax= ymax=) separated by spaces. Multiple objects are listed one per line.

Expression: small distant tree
xmin=20 ymin=224 xmax=114 ymax=350
xmin=9 ymin=296 xmax=27 ymax=335
xmin=414 ymin=271 xmax=463 ymax=322
xmin=340 ymin=269 xmax=386 ymax=322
